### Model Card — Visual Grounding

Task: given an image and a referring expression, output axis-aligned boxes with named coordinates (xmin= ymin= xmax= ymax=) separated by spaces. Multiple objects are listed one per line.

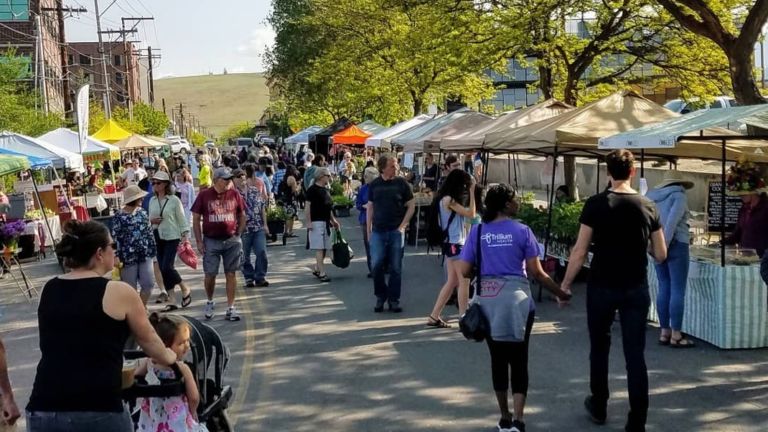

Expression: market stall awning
xmin=391 ymin=108 xmax=476 ymax=152
xmin=599 ymin=105 xmax=768 ymax=150
xmin=92 ymin=119 xmax=132 ymax=143
xmin=482 ymin=91 xmax=768 ymax=162
xmin=0 ymin=131 xmax=84 ymax=170
xmin=332 ymin=125 xmax=372 ymax=145
xmin=38 ymin=128 xmax=121 ymax=163
xmin=0 ymin=154 xmax=29 ymax=176
xmin=114 ymin=134 xmax=169 ymax=150
xmin=357 ymin=120 xmax=387 ymax=135
xmin=441 ymin=99 xmax=574 ymax=152
xmin=0 ymin=148 xmax=52 ymax=169
xmin=285 ymin=126 xmax=323 ymax=145
xmin=420 ymin=111 xmax=495 ymax=153
xmin=365 ymin=114 xmax=435 ymax=148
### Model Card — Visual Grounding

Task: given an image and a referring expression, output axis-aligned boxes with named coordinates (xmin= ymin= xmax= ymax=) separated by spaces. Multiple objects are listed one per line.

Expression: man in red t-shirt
xmin=191 ymin=167 xmax=247 ymax=322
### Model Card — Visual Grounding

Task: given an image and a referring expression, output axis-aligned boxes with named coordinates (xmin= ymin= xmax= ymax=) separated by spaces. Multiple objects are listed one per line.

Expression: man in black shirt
xmin=367 ymin=155 xmax=415 ymax=313
xmin=561 ymin=149 xmax=667 ymax=432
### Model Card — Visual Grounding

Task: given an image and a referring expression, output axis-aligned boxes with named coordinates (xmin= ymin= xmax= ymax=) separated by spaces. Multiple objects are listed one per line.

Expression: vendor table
xmin=647 ymin=261 xmax=767 ymax=349
xmin=23 ymin=216 xmax=62 ymax=249
xmin=1 ymin=248 xmax=39 ymax=302
xmin=71 ymin=192 xmax=122 ymax=212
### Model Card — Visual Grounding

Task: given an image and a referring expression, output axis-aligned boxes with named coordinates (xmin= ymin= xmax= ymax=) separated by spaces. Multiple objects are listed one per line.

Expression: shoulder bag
xmin=459 ymin=224 xmax=490 ymax=342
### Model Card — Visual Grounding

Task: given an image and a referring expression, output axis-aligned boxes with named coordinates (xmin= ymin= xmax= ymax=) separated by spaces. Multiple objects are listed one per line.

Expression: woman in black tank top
xmin=26 ymin=221 xmax=177 ymax=432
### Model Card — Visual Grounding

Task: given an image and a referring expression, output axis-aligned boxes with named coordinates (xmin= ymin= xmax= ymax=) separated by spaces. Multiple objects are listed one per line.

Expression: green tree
xmin=132 ymin=103 xmax=170 ymax=136
xmin=0 ymin=51 xmax=62 ymax=136
xmin=188 ymin=130 xmax=206 ymax=146
xmin=219 ymin=122 xmax=254 ymax=144
xmin=654 ymin=0 xmax=768 ymax=105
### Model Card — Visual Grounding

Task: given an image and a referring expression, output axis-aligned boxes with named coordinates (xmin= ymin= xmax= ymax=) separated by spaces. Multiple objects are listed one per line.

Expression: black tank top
xmin=27 ymin=277 xmax=130 ymax=412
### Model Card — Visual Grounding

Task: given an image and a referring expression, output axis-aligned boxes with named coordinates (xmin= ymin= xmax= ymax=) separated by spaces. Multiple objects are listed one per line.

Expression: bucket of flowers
xmin=1 ymin=220 xmax=27 ymax=255
xmin=726 ymin=159 xmax=767 ymax=196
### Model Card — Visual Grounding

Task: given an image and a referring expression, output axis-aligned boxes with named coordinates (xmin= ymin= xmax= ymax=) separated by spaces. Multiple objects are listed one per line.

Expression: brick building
xmin=67 ymin=41 xmax=142 ymax=112
xmin=0 ymin=0 xmax=68 ymax=114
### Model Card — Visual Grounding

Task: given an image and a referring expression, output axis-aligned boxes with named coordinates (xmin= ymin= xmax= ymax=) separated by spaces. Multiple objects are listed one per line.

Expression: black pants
xmin=587 ymin=285 xmax=650 ymax=430
xmin=486 ymin=311 xmax=535 ymax=394
xmin=156 ymin=236 xmax=182 ymax=292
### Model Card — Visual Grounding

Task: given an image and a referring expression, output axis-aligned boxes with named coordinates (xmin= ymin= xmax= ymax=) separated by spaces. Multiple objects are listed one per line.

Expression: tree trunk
xmin=728 ymin=49 xmax=766 ymax=106
xmin=538 ymin=65 xmax=553 ymax=99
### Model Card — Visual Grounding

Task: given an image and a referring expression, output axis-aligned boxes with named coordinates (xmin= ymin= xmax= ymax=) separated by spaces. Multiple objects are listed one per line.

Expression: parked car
xmin=235 ymin=137 xmax=254 ymax=148
xmin=664 ymin=96 xmax=739 ymax=114
xmin=166 ymin=135 xmax=192 ymax=154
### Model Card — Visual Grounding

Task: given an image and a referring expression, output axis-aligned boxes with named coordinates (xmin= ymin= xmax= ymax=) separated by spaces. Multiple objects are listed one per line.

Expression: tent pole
xmin=541 ymin=147 xmax=558 ymax=302
xmin=507 ymin=153 xmax=511 ymax=185
xmin=721 ymin=139 xmax=726 ymax=267
xmin=640 ymin=149 xmax=645 ymax=177
xmin=513 ymin=153 xmax=520 ymax=191
xmin=30 ymin=169 xmax=57 ymax=253
xmin=595 ymin=158 xmax=600 ymax=194
xmin=482 ymin=151 xmax=490 ymax=186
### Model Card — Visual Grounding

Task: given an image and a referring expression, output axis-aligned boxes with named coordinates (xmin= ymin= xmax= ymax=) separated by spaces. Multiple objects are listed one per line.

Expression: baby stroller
xmin=123 ymin=314 xmax=234 ymax=432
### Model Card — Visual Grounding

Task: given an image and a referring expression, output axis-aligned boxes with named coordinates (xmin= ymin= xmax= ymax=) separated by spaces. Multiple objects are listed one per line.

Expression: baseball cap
xmin=213 ymin=167 xmax=234 ymax=180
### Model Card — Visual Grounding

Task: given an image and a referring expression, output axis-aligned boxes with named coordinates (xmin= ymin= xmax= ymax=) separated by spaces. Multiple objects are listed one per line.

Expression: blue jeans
xmin=370 ymin=230 xmax=404 ymax=302
xmin=156 ymin=237 xmax=182 ymax=291
xmin=360 ymin=224 xmax=371 ymax=273
xmin=654 ymin=240 xmax=690 ymax=330
xmin=242 ymin=230 xmax=268 ymax=282
xmin=27 ymin=409 xmax=133 ymax=432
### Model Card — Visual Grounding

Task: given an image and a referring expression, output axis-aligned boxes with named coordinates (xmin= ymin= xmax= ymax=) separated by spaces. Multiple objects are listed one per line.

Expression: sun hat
xmin=122 ymin=185 xmax=147 ymax=204
xmin=314 ymin=167 xmax=331 ymax=180
xmin=152 ymin=171 xmax=171 ymax=182
xmin=213 ymin=167 xmax=234 ymax=180
xmin=655 ymin=170 xmax=694 ymax=190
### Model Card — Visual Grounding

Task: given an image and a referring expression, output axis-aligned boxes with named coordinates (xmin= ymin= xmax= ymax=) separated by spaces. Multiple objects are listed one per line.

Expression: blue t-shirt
xmin=460 ymin=219 xmax=539 ymax=278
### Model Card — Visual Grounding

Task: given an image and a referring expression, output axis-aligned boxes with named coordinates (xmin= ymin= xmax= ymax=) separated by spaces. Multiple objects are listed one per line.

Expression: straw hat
xmin=152 ymin=171 xmax=170 ymax=182
xmin=122 ymin=185 xmax=147 ymax=204
xmin=655 ymin=171 xmax=693 ymax=190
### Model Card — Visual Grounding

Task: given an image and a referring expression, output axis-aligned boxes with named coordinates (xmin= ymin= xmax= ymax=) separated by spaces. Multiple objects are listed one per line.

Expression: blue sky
xmin=65 ymin=0 xmax=275 ymax=78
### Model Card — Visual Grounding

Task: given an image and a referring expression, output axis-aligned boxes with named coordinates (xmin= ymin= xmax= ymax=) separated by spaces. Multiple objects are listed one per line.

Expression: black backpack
xmin=426 ymin=197 xmax=455 ymax=247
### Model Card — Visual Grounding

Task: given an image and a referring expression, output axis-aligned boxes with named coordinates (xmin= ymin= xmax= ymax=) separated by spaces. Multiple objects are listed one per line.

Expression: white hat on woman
xmin=655 ymin=170 xmax=694 ymax=190
xmin=152 ymin=171 xmax=171 ymax=182
xmin=122 ymin=185 xmax=147 ymax=204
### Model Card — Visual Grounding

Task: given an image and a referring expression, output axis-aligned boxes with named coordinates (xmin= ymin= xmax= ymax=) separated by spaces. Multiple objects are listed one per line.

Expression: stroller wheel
xmin=206 ymin=410 xmax=233 ymax=432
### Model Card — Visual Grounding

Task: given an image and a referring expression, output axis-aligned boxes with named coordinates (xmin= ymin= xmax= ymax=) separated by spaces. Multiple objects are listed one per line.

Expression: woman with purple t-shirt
xmin=457 ymin=184 xmax=570 ymax=432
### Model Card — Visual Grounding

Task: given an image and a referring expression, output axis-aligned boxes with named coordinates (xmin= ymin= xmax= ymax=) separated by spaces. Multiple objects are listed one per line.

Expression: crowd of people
xmin=6 ymin=139 xmax=768 ymax=432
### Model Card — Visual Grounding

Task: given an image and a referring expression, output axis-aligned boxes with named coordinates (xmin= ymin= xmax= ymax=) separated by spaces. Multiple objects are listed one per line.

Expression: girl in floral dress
xmin=136 ymin=313 xmax=208 ymax=432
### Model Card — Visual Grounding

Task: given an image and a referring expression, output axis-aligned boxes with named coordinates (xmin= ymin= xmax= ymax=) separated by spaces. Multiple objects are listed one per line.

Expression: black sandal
xmin=312 ymin=270 xmax=321 ymax=278
xmin=669 ymin=336 xmax=695 ymax=348
xmin=318 ymin=274 xmax=331 ymax=282
xmin=181 ymin=293 xmax=192 ymax=308
xmin=426 ymin=316 xmax=451 ymax=328
xmin=162 ymin=304 xmax=179 ymax=312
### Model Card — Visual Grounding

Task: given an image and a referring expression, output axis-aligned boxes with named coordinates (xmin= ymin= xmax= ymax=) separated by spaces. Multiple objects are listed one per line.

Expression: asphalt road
xmin=1 ymin=213 xmax=767 ymax=431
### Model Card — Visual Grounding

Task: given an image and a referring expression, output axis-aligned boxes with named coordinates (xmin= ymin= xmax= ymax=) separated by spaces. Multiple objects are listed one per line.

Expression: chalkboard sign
xmin=706 ymin=181 xmax=742 ymax=232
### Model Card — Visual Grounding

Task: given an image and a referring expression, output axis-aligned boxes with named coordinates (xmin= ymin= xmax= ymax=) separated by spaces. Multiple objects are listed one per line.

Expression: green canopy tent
xmin=0 ymin=154 xmax=30 ymax=177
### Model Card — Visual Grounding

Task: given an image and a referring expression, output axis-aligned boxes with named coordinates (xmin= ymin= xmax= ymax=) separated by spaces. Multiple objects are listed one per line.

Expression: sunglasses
xmin=151 ymin=181 xmax=165 ymax=185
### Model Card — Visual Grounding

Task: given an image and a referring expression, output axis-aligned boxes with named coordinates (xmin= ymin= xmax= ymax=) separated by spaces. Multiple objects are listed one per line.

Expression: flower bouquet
xmin=1 ymin=220 xmax=26 ymax=252
xmin=726 ymin=159 xmax=767 ymax=196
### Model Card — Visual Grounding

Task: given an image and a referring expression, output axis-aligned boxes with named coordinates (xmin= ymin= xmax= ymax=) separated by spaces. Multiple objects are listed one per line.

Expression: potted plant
xmin=266 ymin=206 xmax=287 ymax=243
xmin=1 ymin=220 xmax=27 ymax=254
xmin=332 ymin=195 xmax=354 ymax=217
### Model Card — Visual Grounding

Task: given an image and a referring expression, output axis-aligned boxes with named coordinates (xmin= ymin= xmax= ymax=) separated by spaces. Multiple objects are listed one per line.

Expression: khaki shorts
xmin=308 ymin=221 xmax=331 ymax=250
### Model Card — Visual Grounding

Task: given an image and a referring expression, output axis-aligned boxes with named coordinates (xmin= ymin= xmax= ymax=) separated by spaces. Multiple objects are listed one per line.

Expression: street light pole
xmin=94 ymin=0 xmax=112 ymax=118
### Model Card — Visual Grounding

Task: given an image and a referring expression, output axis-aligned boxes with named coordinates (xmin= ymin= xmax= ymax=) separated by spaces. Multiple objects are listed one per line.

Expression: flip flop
xmin=312 ymin=270 xmax=321 ymax=278
xmin=426 ymin=316 xmax=451 ymax=328
xmin=162 ymin=304 xmax=179 ymax=312
xmin=658 ymin=336 xmax=671 ymax=346
xmin=181 ymin=293 xmax=192 ymax=308
xmin=669 ymin=337 xmax=695 ymax=348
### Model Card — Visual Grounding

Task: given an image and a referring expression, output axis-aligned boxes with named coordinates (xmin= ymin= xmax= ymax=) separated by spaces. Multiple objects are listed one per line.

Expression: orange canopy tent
xmin=332 ymin=125 xmax=371 ymax=145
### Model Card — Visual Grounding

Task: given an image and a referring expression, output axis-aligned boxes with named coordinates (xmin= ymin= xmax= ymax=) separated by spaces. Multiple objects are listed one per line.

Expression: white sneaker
xmin=225 ymin=306 xmax=241 ymax=322
xmin=204 ymin=301 xmax=215 ymax=319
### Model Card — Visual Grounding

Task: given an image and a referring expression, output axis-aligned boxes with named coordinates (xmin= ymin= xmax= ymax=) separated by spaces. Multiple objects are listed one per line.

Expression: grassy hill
xmin=153 ymin=73 xmax=270 ymax=137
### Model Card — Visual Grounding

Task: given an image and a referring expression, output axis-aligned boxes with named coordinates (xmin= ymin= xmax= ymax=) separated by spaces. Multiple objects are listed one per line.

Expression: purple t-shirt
xmin=460 ymin=219 xmax=540 ymax=278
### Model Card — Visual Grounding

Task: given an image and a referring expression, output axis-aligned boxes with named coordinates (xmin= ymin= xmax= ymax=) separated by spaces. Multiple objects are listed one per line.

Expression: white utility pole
xmin=35 ymin=15 xmax=48 ymax=114
xmin=94 ymin=0 xmax=112 ymax=118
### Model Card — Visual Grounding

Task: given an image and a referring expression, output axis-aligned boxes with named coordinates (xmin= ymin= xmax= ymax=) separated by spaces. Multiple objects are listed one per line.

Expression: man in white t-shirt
xmin=120 ymin=160 xmax=138 ymax=187
xmin=134 ymin=160 xmax=148 ymax=182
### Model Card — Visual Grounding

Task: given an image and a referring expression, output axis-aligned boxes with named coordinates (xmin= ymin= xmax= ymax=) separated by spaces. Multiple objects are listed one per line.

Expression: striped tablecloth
xmin=647 ymin=261 xmax=767 ymax=349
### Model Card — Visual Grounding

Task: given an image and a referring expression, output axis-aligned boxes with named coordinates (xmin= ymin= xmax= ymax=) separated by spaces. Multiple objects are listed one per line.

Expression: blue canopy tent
xmin=0 ymin=148 xmax=53 ymax=170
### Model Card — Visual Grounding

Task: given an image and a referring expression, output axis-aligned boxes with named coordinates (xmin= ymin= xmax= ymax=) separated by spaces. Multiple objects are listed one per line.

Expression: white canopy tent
xmin=390 ymin=109 xmax=474 ymax=151
xmin=0 ymin=131 xmax=84 ymax=171
xmin=365 ymin=114 xmax=435 ymax=148
xmin=38 ymin=128 xmax=120 ymax=160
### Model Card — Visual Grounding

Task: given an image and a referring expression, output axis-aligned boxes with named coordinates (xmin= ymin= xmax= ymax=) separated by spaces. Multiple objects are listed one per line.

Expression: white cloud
xmin=236 ymin=25 xmax=276 ymax=71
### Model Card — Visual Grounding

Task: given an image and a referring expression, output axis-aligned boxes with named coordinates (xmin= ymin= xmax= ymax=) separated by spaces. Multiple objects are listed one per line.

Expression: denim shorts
xmin=203 ymin=235 xmax=243 ymax=276
xmin=27 ymin=409 xmax=133 ymax=432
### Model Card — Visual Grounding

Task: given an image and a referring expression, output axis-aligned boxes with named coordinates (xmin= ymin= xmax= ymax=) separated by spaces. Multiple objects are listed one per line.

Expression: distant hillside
xmin=153 ymin=73 xmax=270 ymax=137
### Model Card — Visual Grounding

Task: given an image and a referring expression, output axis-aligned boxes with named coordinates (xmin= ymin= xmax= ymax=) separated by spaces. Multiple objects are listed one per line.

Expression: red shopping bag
xmin=177 ymin=240 xmax=198 ymax=269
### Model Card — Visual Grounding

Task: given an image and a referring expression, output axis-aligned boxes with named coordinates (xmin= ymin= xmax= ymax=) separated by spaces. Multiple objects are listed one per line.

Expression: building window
xmin=79 ymin=54 xmax=91 ymax=66
xmin=0 ymin=0 xmax=29 ymax=21
xmin=67 ymin=54 xmax=75 ymax=65
xmin=114 ymin=55 xmax=122 ymax=66
xmin=115 ymin=72 xmax=124 ymax=85
xmin=83 ymin=73 xmax=92 ymax=84
xmin=116 ymin=92 xmax=126 ymax=103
